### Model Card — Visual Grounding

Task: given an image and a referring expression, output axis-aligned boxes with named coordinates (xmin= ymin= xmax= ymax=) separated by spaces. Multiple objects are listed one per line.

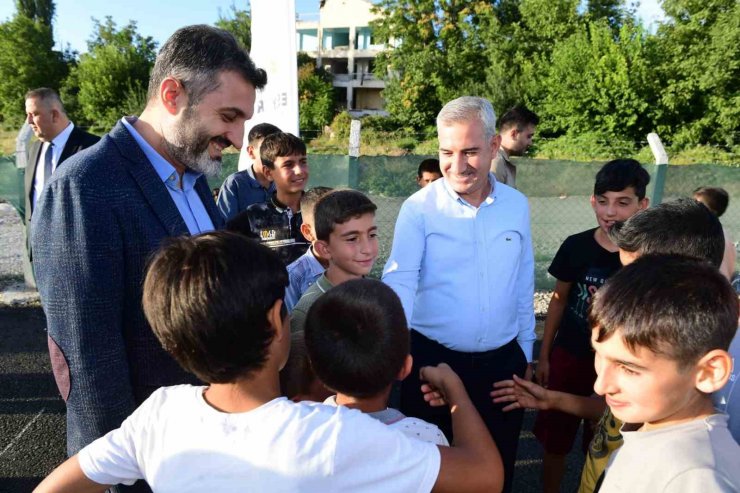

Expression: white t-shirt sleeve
xmin=332 ymin=409 xmax=441 ymax=493
xmin=77 ymin=390 xmax=161 ymax=486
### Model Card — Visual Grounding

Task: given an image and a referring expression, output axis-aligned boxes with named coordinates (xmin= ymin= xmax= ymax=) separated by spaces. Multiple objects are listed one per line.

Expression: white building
xmin=296 ymin=0 xmax=387 ymax=116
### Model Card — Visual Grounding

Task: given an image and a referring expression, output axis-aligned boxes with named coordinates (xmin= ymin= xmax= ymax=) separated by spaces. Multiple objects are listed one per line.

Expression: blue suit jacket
xmin=31 ymin=121 xmax=224 ymax=457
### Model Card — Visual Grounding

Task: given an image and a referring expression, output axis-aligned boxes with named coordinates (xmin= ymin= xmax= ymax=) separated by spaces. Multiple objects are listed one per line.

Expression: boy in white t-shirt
xmin=34 ymin=231 xmax=504 ymax=493
xmin=305 ymin=278 xmax=449 ymax=446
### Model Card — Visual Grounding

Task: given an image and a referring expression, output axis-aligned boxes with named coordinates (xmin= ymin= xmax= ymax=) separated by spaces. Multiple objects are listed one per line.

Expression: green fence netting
xmin=3 ymin=153 xmax=736 ymax=291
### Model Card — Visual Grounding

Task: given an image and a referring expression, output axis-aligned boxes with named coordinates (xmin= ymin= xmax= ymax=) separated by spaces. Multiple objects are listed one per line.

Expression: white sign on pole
xmin=238 ymin=0 xmax=300 ymax=170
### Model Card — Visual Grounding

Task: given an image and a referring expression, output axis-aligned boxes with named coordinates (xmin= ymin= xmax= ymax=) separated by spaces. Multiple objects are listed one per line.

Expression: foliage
xmin=66 ymin=17 xmax=156 ymax=132
xmin=654 ymin=0 xmax=740 ymax=148
xmin=15 ymin=0 xmax=54 ymax=25
xmin=0 ymin=2 xmax=68 ymax=128
xmin=298 ymin=57 xmax=335 ymax=134
xmin=538 ymin=20 xmax=657 ymax=141
xmin=215 ymin=3 xmax=251 ymax=51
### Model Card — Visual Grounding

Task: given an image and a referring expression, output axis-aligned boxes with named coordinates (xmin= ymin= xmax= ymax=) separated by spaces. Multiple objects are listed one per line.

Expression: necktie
xmin=43 ymin=142 xmax=54 ymax=186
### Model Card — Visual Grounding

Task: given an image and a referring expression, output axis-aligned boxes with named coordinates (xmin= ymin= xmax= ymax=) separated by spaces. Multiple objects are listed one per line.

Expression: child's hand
xmin=490 ymin=374 xmax=550 ymax=412
xmin=419 ymin=363 xmax=463 ymax=408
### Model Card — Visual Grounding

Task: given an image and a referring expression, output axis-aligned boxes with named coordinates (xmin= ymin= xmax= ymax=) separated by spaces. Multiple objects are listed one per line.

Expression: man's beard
xmin=161 ymin=106 xmax=230 ymax=177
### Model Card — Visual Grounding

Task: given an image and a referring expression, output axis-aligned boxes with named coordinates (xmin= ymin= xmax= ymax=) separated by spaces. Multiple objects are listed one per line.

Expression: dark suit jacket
xmin=31 ymin=121 xmax=225 ymax=460
xmin=24 ymin=125 xmax=100 ymax=225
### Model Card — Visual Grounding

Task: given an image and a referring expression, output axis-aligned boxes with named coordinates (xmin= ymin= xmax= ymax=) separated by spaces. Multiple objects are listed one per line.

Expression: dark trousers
xmin=401 ymin=330 xmax=528 ymax=493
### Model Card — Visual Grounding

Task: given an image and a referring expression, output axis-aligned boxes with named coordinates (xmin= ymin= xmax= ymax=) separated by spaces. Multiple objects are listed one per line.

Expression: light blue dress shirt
xmin=122 ymin=118 xmax=214 ymax=234
xmin=382 ymin=174 xmax=536 ymax=361
xmin=285 ymin=246 xmax=325 ymax=312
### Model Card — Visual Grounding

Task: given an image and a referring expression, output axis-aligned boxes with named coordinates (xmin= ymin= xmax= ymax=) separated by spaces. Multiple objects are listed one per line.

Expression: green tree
xmin=215 ymin=3 xmax=251 ymax=51
xmin=0 ymin=1 xmax=68 ymax=127
xmin=298 ymin=56 xmax=335 ymax=134
xmin=537 ymin=20 xmax=657 ymax=141
xmin=15 ymin=0 xmax=55 ymax=25
xmin=372 ymin=1 xmax=501 ymax=129
xmin=654 ymin=0 xmax=739 ymax=147
xmin=66 ymin=17 xmax=156 ymax=132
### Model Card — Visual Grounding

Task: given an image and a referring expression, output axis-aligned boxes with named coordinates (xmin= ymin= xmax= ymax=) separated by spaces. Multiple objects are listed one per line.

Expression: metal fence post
xmin=647 ymin=132 xmax=668 ymax=206
xmin=348 ymin=119 xmax=361 ymax=189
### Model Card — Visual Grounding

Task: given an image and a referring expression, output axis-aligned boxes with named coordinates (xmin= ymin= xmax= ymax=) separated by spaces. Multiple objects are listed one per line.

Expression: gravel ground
xmin=0 ymin=203 xmax=25 ymax=282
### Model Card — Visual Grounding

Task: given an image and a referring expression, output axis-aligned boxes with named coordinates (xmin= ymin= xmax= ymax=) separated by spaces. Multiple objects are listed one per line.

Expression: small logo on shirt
xmin=260 ymin=229 xmax=277 ymax=241
xmin=506 ymin=237 xmax=512 ymax=241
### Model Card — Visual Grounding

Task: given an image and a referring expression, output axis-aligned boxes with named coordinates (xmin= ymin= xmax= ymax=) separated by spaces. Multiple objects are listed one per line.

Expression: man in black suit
xmin=24 ymin=87 xmax=99 ymax=227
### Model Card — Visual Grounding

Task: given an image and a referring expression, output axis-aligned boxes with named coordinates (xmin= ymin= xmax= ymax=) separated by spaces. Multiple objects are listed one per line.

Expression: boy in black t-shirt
xmin=226 ymin=132 xmax=310 ymax=265
xmin=533 ymin=159 xmax=650 ymax=493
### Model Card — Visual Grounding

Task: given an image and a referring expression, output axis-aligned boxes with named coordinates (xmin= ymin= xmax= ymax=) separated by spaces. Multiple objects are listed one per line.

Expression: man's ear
xmin=491 ymin=133 xmax=502 ymax=156
xmin=590 ymin=195 xmax=597 ymax=211
xmin=639 ymin=197 xmax=650 ymax=210
xmin=397 ymin=354 xmax=413 ymax=381
xmin=300 ymin=222 xmax=315 ymax=242
xmin=247 ymin=145 xmax=257 ymax=161
xmin=314 ymin=239 xmax=331 ymax=260
xmin=694 ymin=349 xmax=732 ymax=394
xmin=160 ymin=77 xmax=185 ymax=115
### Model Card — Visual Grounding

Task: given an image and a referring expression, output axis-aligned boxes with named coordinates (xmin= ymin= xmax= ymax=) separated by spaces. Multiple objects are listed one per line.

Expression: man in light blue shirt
xmin=383 ymin=96 xmax=535 ymax=493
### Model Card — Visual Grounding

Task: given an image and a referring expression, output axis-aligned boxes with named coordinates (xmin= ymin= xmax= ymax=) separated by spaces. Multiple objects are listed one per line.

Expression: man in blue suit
xmin=31 ymin=25 xmax=266 ymax=491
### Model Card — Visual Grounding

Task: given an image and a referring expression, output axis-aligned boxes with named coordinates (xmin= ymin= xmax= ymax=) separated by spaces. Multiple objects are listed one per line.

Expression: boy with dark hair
xmin=290 ymin=190 xmax=378 ymax=333
xmin=35 ymin=231 xmax=505 ymax=493
xmin=590 ymin=255 xmax=740 ymax=492
xmin=285 ymin=186 xmax=334 ymax=311
xmin=533 ymin=158 xmax=649 ymax=493
xmin=492 ymin=198 xmax=731 ymax=491
xmin=226 ymin=132 xmax=309 ymax=265
xmin=694 ymin=186 xmax=736 ymax=280
xmin=217 ymin=122 xmax=282 ymax=220
xmin=492 ymin=106 xmax=539 ymax=188
xmin=306 ymin=278 xmax=449 ymax=445
xmin=417 ymin=158 xmax=442 ymax=188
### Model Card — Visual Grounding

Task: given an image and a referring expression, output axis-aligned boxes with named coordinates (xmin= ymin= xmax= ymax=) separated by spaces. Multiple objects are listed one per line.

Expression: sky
xmin=0 ymin=0 xmax=667 ymax=55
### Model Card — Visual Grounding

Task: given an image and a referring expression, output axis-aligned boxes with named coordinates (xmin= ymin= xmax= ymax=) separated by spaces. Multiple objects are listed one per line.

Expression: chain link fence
xmin=208 ymin=155 xmax=738 ymax=290
xmin=1 ymin=153 xmax=736 ymax=291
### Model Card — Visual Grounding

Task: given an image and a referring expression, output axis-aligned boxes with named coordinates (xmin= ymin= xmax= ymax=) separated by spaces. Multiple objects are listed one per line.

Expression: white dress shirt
xmin=382 ymin=174 xmax=536 ymax=361
xmin=32 ymin=122 xmax=74 ymax=208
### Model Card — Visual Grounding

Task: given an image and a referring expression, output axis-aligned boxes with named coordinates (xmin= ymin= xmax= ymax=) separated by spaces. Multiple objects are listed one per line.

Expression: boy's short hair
xmin=259 ymin=132 xmax=307 ymax=169
xmin=305 ymin=278 xmax=409 ymax=398
xmin=300 ymin=186 xmax=334 ymax=221
xmin=314 ymin=190 xmax=377 ymax=242
xmin=247 ymin=123 xmax=281 ymax=147
xmin=593 ymin=159 xmax=650 ymax=200
xmin=142 ymin=231 xmax=288 ymax=383
xmin=498 ymin=106 xmax=540 ymax=133
xmin=610 ymin=198 xmax=725 ymax=267
xmin=694 ymin=186 xmax=729 ymax=217
xmin=417 ymin=158 xmax=441 ymax=178
xmin=590 ymin=254 xmax=738 ymax=369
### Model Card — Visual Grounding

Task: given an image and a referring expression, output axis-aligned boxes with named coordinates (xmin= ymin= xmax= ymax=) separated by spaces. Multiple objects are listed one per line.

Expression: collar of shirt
xmin=315 ymin=273 xmax=334 ymax=294
xmin=49 ymin=122 xmax=75 ymax=166
xmin=498 ymin=147 xmax=511 ymax=163
xmin=270 ymin=191 xmax=303 ymax=214
xmin=121 ymin=116 xmax=203 ymax=191
xmin=440 ymin=172 xmax=497 ymax=209
xmin=247 ymin=164 xmax=275 ymax=191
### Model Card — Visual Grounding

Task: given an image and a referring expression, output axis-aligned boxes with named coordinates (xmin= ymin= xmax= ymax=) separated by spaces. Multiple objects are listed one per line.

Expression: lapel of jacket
xmin=108 ymin=122 xmax=190 ymax=237
xmin=57 ymin=126 xmax=81 ymax=165
xmin=25 ymin=141 xmax=42 ymax=195
xmin=194 ymin=176 xmax=225 ymax=230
